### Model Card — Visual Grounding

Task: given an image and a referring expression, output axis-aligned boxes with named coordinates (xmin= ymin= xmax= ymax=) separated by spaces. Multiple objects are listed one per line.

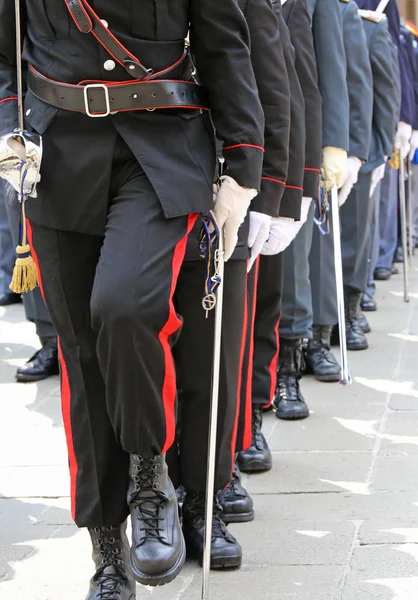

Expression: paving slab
xmin=359 ymin=520 xmax=418 ymax=545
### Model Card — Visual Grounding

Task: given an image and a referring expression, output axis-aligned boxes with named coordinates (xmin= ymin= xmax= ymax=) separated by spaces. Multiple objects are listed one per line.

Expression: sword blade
xmin=14 ymin=0 xmax=24 ymax=131
xmin=202 ymin=231 xmax=225 ymax=600
xmin=399 ymin=158 xmax=410 ymax=302
xmin=330 ymin=187 xmax=352 ymax=386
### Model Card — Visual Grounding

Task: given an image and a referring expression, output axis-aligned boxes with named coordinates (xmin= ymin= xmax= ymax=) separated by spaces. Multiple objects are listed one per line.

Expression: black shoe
xmin=16 ymin=337 xmax=59 ymax=382
xmin=304 ymin=325 xmax=340 ymax=382
xmin=344 ymin=287 xmax=368 ymax=350
xmin=361 ymin=292 xmax=377 ymax=312
xmin=358 ymin=311 xmax=371 ymax=334
xmin=391 ymin=264 xmax=399 ymax=275
xmin=0 ymin=292 xmax=22 ymax=306
xmin=394 ymin=246 xmax=404 ymax=263
xmin=273 ymin=339 xmax=309 ymax=420
xmin=374 ymin=267 xmax=391 ymax=280
xmin=183 ymin=493 xmax=242 ymax=569
xmin=218 ymin=464 xmax=254 ymax=524
xmin=87 ymin=524 xmax=136 ymax=600
xmin=236 ymin=406 xmax=272 ymax=472
xmin=128 ymin=454 xmax=185 ymax=587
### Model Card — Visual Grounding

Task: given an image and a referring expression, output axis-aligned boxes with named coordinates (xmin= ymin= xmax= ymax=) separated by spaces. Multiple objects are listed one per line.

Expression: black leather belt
xmin=28 ymin=66 xmax=208 ymax=117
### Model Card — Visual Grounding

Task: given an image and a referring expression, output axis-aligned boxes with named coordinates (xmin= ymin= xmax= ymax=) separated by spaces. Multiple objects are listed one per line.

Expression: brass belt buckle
xmin=83 ymin=83 xmax=111 ymax=118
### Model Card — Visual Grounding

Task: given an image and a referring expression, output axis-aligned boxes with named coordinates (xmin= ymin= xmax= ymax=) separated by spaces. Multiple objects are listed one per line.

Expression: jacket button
xmin=104 ymin=60 xmax=116 ymax=71
xmin=101 ymin=19 xmax=108 ymax=28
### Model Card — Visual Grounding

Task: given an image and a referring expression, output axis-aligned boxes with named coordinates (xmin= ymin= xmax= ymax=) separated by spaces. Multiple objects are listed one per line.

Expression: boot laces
xmin=89 ymin=526 xmax=126 ymax=600
xmin=95 ymin=568 xmax=126 ymax=600
xmin=188 ymin=494 xmax=233 ymax=541
xmin=224 ymin=467 xmax=242 ymax=498
xmin=130 ymin=456 xmax=166 ymax=543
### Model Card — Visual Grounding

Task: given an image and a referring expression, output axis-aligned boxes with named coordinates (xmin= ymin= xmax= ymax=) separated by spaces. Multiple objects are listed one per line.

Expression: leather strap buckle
xmin=83 ymin=83 xmax=111 ymax=117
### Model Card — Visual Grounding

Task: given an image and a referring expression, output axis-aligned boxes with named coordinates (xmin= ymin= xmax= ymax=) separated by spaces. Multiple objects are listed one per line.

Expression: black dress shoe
xmin=374 ymin=267 xmax=391 ymax=280
xmin=358 ymin=311 xmax=371 ymax=333
xmin=273 ymin=339 xmax=309 ymax=420
xmin=343 ymin=287 xmax=368 ymax=350
xmin=394 ymin=246 xmax=404 ymax=263
xmin=304 ymin=325 xmax=340 ymax=382
xmin=87 ymin=524 xmax=136 ymax=600
xmin=361 ymin=292 xmax=377 ymax=311
xmin=391 ymin=264 xmax=399 ymax=275
xmin=16 ymin=337 xmax=59 ymax=382
xmin=128 ymin=454 xmax=185 ymax=587
xmin=219 ymin=464 xmax=254 ymax=524
xmin=183 ymin=493 xmax=242 ymax=569
xmin=0 ymin=292 xmax=22 ymax=306
xmin=237 ymin=405 xmax=272 ymax=472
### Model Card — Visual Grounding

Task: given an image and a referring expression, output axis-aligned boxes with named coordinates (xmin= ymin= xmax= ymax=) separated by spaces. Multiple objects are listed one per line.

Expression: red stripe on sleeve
xmin=224 ymin=143 xmax=264 ymax=152
xmin=261 ymin=176 xmax=286 ymax=186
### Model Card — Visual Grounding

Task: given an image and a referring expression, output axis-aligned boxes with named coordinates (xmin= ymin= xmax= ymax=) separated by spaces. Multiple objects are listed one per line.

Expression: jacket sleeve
xmin=189 ymin=0 xmax=264 ymax=190
xmin=0 ymin=0 xmax=25 ymax=135
xmin=271 ymin=0 xmax=305 ymax=220
xmin=312 ymin=0 xmax=349 ymax=150
xmin=244 ymin=0 xmax=291 ymax=217
xmin=342 ymin=2 xmax=373 ymax=161
xmin=370 ymin=23 xmax=400 ymax=158
xmin=285 ymin=0 xmax=322 ymax=198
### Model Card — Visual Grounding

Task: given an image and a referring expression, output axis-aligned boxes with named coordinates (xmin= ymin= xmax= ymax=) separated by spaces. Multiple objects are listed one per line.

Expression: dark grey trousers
xmin=0 ymin=186 xmax=15 ymax=295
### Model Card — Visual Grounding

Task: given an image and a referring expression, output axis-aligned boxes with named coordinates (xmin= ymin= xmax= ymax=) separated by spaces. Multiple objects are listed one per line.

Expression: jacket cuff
xmin=251 ymin=176 xmax=285 ymax=217
xmin=279 ymin=186 xmax=303 ymax=220
xmin=223 ymin=144 xmax=264 ymax=191
xmin=303 ymin=168 xmax=320 ymax=198
xmin=0 ymin=98 xmax=19 ymax=136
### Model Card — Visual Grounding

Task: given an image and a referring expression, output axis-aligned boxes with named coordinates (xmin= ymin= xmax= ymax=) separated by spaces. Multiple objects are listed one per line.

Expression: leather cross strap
xmin=64 ymin=0 xmax=190 ymax=82
xmin=28 ymin=66 xmax=208 ymax=116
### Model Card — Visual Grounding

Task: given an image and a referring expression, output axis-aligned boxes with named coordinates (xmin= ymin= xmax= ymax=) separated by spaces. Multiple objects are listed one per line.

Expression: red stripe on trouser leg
xmin=160 ymin=214 xmax=198 ymax=455
xmin=264 ymin=313 xmax=282 ymax=409
xmin=243 ymin=257 xmax=260 ymax=450
xmin=229 ymin=267 xmax=249 ymax=476
xmin=26 ymin=220 xmax=79 ymax=521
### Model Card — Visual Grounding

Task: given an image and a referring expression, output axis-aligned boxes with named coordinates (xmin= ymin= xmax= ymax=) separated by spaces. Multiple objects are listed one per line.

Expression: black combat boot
xmin=304 ymin=325 xmax=340 ymax=382
xmin=218 ymin=464 xmax=254 ymax=524
xmin=344 ymin=287 xmax=368 ymax=350
xmin=16 ymin=336 xmax=59 ymax=382
xmin=183 ymin=492 xmax=242 ymax=569
xmin=273 ymin=339 xmax=309 ymax=420
xmin=237 ymin=405 xmax=272 ymax=472
xmin=128 ymin=454 xmax=185 ymax=587
xmin=361 ymin=292 xmax=377 ymax=311
xmin=358 ymin=311 xmax=371 ymax=333
xmin=86 ymin=524 xmax=136 ymax=600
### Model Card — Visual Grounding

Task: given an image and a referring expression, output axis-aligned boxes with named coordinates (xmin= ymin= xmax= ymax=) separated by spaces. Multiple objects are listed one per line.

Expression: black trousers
xmin=169 ymin=259 xmax=248 ymax=492
xmin=29 ymin=140 xmax=198 ymax=527
xmin=235 ymin=252 xmax=284 ymax=452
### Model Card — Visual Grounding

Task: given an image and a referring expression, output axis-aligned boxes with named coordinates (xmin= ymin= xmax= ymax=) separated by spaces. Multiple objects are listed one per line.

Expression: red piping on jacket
xmin=261 ymin=176 xmax=286 ymax=186
xmin=224 ymin=144 xmax=264 ymax=152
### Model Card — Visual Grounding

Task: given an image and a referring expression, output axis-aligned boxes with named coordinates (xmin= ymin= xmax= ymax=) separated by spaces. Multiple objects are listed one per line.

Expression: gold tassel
xmin=9 ymin=200 xmax=38 ymax=294
xmin=388 ymin=148 xmax=400 ymax=170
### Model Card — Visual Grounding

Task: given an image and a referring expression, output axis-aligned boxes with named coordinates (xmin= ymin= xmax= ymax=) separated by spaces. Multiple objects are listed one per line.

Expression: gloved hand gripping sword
xmin=0 ymin=0 xmax=42 ymax=293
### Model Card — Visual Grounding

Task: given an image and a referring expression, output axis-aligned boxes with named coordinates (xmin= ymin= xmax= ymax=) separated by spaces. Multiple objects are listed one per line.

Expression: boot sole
xmin=237 ymin=459 xmax=272 ymax=473
xmin=186 ymin=540 xmax=242 ymax=570
xmin=347 ymin=343 xmax=368 ymax=351
xmin=275 ymin=410 xmax=309 ymax=421
xmin=129 ymin=537 xmax=186 ymax=587
xmin=220 ymin=509 xmax=255 ymax=524
xmin=15 ymin=371 xmax=59 ymax=383
xmin=315 ymin=373 xmax=340 ymax=382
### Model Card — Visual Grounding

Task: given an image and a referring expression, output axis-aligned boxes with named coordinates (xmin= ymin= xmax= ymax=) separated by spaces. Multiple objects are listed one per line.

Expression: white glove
xmin=369 ymin=163 xmax=386 ymax=198
xmin=409 ymin=130 xmax=418 ymax=161
xmin=261 ymin=197 xmax=312 ymax=256
xmin=395 ymin=121 xmax=412 ymax=160
xmin=321 ymin=146 xmax=348 ymax=191
xmin=247 ymin=211 xmax=272 ymax=271
xmin=338 ymin=156 xmax=362 ymax=207
xmin=213 ymin=175 xmax=257 ymax=261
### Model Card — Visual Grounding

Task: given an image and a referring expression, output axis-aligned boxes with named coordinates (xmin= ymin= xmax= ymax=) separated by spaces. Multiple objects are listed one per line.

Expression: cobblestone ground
xmin=1 ymin=259 xmax=418 ymax=600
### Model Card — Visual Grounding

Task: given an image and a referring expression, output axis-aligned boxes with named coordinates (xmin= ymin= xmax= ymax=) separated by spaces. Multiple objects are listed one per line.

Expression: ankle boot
xmin=218 ymin=464 xmax=254 ymax=524
xmin=273 ymin=339 xmax=309 ymax=420
xmin=358 ymin=311 xmax=371 ymax=333
xmin=236 ymin=406 xmax=272 ymax=472
xmin=182 ymin=492 xmax=242 ymax=569
xmin=86 ymin=524 xmax=136 ymax=600
xmin=304 ymin=325 xmax=340 ymax=382
xmin=16 ymin=336 xmax=59 ymax=382
xmin=344 ymin=287 xmax=368 ymax=350
xmin=128 ymin=454 xmax=185 ymax=587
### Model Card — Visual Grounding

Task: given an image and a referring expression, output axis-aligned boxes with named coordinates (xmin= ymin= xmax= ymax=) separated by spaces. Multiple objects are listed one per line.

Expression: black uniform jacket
xmin=340 ymin=0 xmax=373 ymax=162
xmin=0 ymin=0 xmax=264 ymax=234
xmin=282 ymin=0 xmax=322 ymax=198
xmin=272 ymin=0 xmax=305 ymax=218
xmin=358 ymin=11 xmax=399 ymax=172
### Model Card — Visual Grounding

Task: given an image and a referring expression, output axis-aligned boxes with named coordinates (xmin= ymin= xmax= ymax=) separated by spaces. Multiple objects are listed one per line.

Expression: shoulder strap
xmin=64 ymin=0 xmax=152 ymax=80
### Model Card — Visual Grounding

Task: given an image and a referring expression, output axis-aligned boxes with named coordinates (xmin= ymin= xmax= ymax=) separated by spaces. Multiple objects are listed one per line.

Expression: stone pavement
xmin=1 ymin=261 xmax=418 ymax=600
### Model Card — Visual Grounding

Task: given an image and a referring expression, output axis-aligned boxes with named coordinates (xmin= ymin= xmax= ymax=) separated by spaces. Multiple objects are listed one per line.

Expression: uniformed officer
xmin=0 ymin=1 xmax=265 ymax=597
xmin=307 ymin=0 xmax=373 ymax=372
xmin=168 ymin=0 xmax=291 ymax=566
xmin=274 ymin=0 xmax=350 ymax=420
